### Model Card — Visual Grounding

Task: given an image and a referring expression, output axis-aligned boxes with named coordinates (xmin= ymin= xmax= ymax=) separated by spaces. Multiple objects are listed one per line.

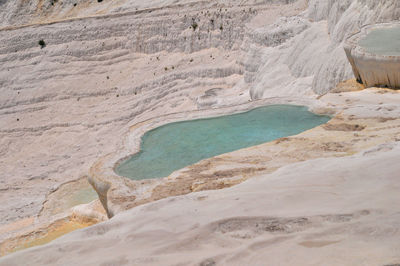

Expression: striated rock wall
xmin=2 ymin=0 xmax=399 ymax=100
xmin=0 ymin=0 xmax=298 ymax=28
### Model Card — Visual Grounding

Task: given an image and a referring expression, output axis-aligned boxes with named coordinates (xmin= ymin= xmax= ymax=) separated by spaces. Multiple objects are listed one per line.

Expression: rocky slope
xmin=2 ymin=87 xmax=400 ymax=265
xmin=0 ymin=0 xmax=400 ymax=262
xmin=0 ymin=0 xmax=302 ymax=236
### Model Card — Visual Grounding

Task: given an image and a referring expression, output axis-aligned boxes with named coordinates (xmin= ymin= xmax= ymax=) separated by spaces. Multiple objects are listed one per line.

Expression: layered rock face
xmin=344 ymin=23 xmax=400 ymax=89
xmin=0 ymin=0 xmax=303 ymax=247
xmin=0 ymin=0 xmax=256 ymax=226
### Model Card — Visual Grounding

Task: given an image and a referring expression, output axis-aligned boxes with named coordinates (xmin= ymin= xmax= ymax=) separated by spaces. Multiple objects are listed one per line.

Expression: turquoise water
xmin=359 ymin=26 xmax=400 ymax=56
xmin=116 ymin=105 xmax=330 ymax=180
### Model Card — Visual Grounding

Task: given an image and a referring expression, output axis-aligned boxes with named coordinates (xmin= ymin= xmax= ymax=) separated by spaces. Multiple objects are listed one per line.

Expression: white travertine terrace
xmin=344 ymin=23 xmax=400 ymax=89
xmin=2 ymin=0 xmax=400 ymax=263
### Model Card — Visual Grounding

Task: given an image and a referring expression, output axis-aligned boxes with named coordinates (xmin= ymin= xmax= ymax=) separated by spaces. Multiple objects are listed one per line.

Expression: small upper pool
xmin=359 ymin=26 xmax=400 ymax=56
xmin=115 ymin=105 xmax=330 ymax=180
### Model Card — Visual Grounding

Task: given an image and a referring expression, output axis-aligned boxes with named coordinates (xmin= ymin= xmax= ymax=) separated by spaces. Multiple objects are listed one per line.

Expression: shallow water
xmin=66 ymin=188 xmax=98 ymax=209
xmin=116 ymin=105 xmax=330 ymax=180
xmin=359 ymin=26 xmax=400 ymax=56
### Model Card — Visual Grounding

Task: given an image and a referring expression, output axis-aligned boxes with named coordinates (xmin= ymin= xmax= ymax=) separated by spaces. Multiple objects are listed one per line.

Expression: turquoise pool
xmin=359 ymin=26 xmax=400 ymax=56
xmin=115 ymin=105 xmax=330 ymax=180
